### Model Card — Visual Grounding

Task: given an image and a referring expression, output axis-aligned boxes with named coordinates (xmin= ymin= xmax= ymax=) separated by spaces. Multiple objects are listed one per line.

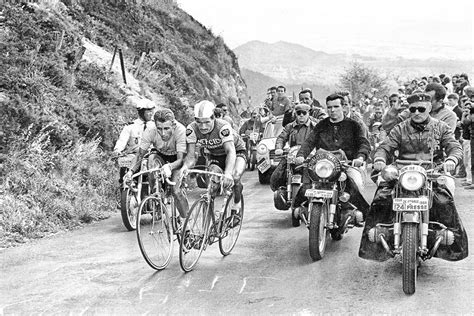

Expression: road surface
xmin=1 ymin=171 xmax=473 ymax=314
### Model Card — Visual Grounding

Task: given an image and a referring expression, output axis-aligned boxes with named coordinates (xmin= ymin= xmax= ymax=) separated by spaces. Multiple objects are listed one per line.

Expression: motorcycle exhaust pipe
xmin=429 ymin=230 xmax=455 ymax=258
xmin=379 ymin=235 xmax=395 ymax=258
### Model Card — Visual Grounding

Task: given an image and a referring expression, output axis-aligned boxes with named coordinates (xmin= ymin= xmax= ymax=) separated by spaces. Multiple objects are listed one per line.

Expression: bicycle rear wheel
xmin=219 ymin=193 xmax=244 ymax=256
xmin=179 ymin=199 xmax=210 ymax=272
xmin=121 ymin=188 xmax=139 ymax=231
xmin=136 ymin=196 xmax=173 ymax=270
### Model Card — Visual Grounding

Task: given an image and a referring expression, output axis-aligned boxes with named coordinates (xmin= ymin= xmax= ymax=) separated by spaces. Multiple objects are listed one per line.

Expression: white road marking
xmin=211 ymin=275 xmax=220 ymax=290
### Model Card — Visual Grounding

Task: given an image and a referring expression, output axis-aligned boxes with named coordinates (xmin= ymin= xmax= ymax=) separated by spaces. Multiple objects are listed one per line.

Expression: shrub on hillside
xmin=0 ymin=127 xmax=115 ymax=247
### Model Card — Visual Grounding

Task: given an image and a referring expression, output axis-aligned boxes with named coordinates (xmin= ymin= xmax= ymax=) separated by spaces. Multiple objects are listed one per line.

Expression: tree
xmin=338 ymin=62 xmax=389 ymax=105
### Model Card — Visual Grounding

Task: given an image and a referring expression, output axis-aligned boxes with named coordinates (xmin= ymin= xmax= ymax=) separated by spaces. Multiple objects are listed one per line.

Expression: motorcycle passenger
xmin=270 ymin=103 xmax=318 ymax=206
xmin=123 ymin=108 xmax=188 ymax=218
xmin=294 ymin=93 xmax=371 ymax=225
xmin=359 ymin=92 xmax=468 ymax=261
xmin=216 ymin=103 xmax=235 ymax=129
xmin=180 ymin=100 xmax=247 ymax=214
xmin=113 ymin=100 xmax=155 ymax=186
xmin=283 ymin=89 xmax=328 ymax=126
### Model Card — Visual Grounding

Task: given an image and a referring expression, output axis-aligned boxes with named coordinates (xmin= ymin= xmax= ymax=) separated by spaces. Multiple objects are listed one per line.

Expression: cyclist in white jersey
xmin=124 ymin=108 xmax=188 ymax=218
xmin=180 ymin=100 xmax=247 ymax=209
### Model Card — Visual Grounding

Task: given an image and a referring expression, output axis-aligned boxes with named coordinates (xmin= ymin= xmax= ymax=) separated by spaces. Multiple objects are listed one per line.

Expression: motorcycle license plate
xmin=305 ymin=189 xmax=333 ymax=198
xmin=291 ymin=174 xmax=302 ymax=184
xmin=393 ymin=198 xmax=428 ymax=211
xmin=257 ymin=159 xmax=271 ymax=173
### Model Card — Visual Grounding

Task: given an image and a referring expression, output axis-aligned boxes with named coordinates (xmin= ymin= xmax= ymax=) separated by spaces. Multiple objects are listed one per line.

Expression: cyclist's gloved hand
xmin=223 ymin=173 xmax=234 ymax=189
xmin=162 ymin=163 xmax=172 ymax=178
xmin=275 ymin=148 xmax=283 ymax=156
xmin=295 ymin=156 xmax=305 ymax=165
xmin=352 ymin=157 xmax=364 ymax=168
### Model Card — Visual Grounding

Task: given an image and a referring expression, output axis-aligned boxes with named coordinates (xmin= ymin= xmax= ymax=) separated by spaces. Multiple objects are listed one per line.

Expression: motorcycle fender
xmin=309 ymin=197 xmax=325 ymax=204
xmin=401 ymin=212 xmax=420 ymax=223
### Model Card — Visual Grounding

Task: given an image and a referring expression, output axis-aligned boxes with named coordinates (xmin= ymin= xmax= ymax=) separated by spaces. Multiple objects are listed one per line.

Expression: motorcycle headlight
xmin=257 ymin=144 xmax=268 ymax=155
xmin=314 ymin=159 xmax=335 ymax=179
xmin=381 ymin=165 xmax=398 ymax=182
xmin=400 ymin=171 xmax=425 ymax=191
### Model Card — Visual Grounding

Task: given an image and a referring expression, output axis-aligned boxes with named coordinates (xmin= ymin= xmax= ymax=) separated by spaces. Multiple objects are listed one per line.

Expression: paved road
xmin=1 ymin=171 xmax=473 ymax=314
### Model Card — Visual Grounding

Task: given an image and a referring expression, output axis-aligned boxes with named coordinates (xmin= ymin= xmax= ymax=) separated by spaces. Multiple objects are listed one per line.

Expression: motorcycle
xmin=273 ymin=146 xmax=304 ymax=227
xmin=367 ymin=160 xmax=456 ymax=295
xmin=297 ymin=149 xmax=364 ymax=261
xmin=241 ymin=131 xmax=261 ymax=171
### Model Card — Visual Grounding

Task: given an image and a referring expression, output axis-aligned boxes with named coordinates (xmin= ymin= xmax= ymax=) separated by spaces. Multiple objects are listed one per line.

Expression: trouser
xmin=462 ymin=139 xmax=471 ymax=182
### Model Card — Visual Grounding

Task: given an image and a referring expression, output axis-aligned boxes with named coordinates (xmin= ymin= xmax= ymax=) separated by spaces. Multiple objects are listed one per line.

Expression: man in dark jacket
xmin=270 ymin=103 xmax=318 ymax=195
xmin=293 ymin=93 xmax=371 ymax=222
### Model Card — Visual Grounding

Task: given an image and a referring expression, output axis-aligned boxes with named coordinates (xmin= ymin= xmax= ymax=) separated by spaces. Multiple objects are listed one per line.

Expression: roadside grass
xmin=0 ymin=128 xmax=116 ymax=248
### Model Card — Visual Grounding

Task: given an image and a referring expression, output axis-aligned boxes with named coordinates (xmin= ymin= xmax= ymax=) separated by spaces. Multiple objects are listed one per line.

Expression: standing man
xmin=270 ymin=85 xmax=292 ymax=117
xmin=337 ymin=90 xmax=368 ymax=136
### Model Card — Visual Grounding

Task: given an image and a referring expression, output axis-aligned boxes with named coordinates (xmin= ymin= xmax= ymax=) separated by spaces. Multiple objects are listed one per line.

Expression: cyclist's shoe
xmin=227 ymin=203 xmax=242 ymax=229
xmin=233 ymin=181 xmax=243 ymax=204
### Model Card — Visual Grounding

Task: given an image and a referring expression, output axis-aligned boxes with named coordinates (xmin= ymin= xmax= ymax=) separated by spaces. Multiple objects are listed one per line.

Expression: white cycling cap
xmin=194 ymin=100 xmax=215 ymax=118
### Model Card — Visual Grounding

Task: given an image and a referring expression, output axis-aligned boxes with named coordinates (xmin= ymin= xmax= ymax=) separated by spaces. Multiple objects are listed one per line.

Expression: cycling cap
xmin=194 ymin=100 xmax=215 ymax=118
xmin=136 ymin=98 xmax=155 ymax=110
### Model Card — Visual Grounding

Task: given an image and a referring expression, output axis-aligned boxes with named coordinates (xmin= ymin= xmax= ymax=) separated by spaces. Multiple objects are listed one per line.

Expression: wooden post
xmin=134 ymin=52 xmax=146 ymax=77
xmin=55 ymin=30 xmax=64 ymax=52
xmin=109 ymin=46 xmax=117 ymax=71
xmin=118 ymin=48 xmax=127 ymax=84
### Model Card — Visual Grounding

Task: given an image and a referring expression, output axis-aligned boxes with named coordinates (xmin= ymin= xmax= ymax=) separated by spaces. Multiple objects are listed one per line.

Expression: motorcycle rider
xmin=123 ymin=108 xmax=188 ymax=218
xmin=359 ymin=92 xmax=468 ymax=261
xmin=383 ymin=83 xmax=457 ymax=134
xmin=270 ymin=103 xmax=319 ymax=208
xmin=180 ymin=100 xmax=247 ymax=215
xmin=239 ymin=109 xmax=264 ymax=137
xmin=294 ymin=93 xmax=371 ymax=225
xmin=113 ymin=99 xmax=155 ymax=187
xmin=282 ymin=89 xmax=327 ymax=126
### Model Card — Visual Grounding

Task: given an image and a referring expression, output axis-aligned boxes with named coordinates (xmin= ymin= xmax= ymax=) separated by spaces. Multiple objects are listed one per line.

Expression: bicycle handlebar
xmin=131 ymin=166 xmax=176 ymax=186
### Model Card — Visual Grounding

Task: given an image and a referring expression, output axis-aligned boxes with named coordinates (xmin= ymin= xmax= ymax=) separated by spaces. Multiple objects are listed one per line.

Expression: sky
xmin=177 ymin=0 xmax=474 ymax=60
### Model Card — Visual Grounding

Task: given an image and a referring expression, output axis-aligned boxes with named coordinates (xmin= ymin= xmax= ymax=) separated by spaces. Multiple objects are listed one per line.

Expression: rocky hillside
xmin=0 ymin=0 xmax=248 ymax=246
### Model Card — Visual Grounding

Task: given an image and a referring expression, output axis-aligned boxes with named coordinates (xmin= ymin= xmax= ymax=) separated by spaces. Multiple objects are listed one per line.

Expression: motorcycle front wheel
xmin=308 ymin=202 xmax=328 ymax=261
xmin=402 ymin=223 xmax=418 ymax=295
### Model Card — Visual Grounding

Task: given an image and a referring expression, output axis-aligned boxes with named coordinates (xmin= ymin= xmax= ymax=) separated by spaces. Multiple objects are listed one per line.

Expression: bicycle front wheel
xmin=219 ymin=193 xmax=244 ymax=256
xmin=179 ymin=199 xmax=211 ymax=272
xmin=136 ymin=196 xmax=173 ymax=270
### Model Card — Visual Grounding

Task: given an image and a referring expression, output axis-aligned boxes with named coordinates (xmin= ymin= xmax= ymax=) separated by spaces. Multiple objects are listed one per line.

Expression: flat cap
xmin=407 ymin=93 xmax=431 ymax=104
xmin=295 ymin=103 xmax=311 ymax=111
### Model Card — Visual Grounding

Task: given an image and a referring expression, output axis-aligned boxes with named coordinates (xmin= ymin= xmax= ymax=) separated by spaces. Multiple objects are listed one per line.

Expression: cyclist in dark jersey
xmin=180 ymin=100 xmax=247 ymax=209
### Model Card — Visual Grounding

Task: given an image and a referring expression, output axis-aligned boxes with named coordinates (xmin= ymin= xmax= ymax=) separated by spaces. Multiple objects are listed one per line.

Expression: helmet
xmin=136 ymin=98 xmax=155 ymax=110
xmin=194 ymin=100 xmax=215 ymax=119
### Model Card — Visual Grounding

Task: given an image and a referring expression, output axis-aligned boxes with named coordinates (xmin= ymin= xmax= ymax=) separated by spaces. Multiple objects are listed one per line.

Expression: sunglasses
xmin=296 ymin=110 xmax=308 ymax=116
xmin=409 ymin=107 xmax=427 ymax=113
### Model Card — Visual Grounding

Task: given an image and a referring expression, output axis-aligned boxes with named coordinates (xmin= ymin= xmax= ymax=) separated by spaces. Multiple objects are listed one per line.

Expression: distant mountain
xmin=234 ymin=40 xmax=472 ymax=87
xmin=241 ymin=68 xmax=332 ymax=105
